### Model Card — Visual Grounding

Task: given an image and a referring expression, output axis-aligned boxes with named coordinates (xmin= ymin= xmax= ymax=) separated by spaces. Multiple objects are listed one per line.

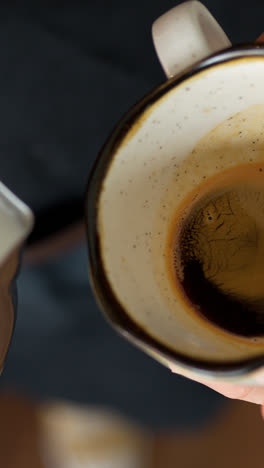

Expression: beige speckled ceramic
xmin=86 ymin=1 xmax=264 ymax=383
xmin=0 ymin=184 xmax=33 ymax=371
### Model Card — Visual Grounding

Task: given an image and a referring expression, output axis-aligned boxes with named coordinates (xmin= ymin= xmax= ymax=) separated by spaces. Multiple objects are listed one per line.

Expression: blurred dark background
xmin=0 ymin=1 xmax=260 ymax=429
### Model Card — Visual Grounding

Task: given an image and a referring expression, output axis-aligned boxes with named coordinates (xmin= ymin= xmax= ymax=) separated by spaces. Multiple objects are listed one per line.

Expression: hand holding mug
xmin=86 ymin=1 xmax=264 ymax=416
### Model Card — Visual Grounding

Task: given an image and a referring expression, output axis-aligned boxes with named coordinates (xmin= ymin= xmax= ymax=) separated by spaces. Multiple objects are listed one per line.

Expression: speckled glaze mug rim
xmin=85 ymin=44 xmax=264 ymax=378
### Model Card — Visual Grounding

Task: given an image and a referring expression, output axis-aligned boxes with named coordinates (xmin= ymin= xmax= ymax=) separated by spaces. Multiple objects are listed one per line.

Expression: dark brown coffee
xmin=168 ymin=162 xmax=264 ymax=338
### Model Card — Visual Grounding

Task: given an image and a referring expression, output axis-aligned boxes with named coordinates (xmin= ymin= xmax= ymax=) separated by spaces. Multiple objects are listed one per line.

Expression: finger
xmin=187 ymin=374 xmax=264 ymax=404
xmin=169 ymin=365 xmax=264 ymax=404
xmin=203 ymin=381 xmax=264 ymax=405
xmin=256 ymin=33 xmax=264 ymax=43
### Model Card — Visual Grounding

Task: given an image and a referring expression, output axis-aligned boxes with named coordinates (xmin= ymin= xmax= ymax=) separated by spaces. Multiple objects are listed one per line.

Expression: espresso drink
xmin=169 ymin=162 xmax=264 ymax=338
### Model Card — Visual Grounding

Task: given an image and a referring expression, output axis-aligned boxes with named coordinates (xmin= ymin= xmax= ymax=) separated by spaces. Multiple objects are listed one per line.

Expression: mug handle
xmin=152 ymin=0 xmax=231 ymax=78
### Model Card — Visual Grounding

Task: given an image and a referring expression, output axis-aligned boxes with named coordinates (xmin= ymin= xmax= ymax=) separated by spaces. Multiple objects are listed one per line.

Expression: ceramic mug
xmin=0 ymin=183 xmax=33 ymax=372
xmin=86 ymin=0 xmax=264 ymax=384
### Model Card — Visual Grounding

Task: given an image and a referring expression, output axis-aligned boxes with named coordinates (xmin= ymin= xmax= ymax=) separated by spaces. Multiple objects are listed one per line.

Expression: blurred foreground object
xmin=0 ymin=392 xmax=264 ymax=467
xmin=38 ymin=402 xmax=152 ymax=468
xmin=0 ymin=183 xmax=33 ymax=371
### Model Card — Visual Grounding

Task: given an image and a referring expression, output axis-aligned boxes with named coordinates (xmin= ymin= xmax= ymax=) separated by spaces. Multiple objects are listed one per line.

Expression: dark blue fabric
xmin=0 ymin=1 xmax=259 ymax=212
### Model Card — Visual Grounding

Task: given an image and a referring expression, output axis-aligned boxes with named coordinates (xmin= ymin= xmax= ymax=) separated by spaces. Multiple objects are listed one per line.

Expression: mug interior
xmin=91 ymin=50 xmax=264 ymax=366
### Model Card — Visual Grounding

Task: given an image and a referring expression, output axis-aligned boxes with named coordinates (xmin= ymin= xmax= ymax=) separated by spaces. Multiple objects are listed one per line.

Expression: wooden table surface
xmin=0 ymin=392 xmax=263 ymax=468
xmin=152 ymin=400 xmax=264 ymax=468
xmin=0 ymin=393 xmax=44 ymax=468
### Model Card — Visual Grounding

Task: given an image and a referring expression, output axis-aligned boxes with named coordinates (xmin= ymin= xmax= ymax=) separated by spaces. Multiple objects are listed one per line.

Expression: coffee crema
xmin=168 ymin=162 xmax=264 ymax=338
